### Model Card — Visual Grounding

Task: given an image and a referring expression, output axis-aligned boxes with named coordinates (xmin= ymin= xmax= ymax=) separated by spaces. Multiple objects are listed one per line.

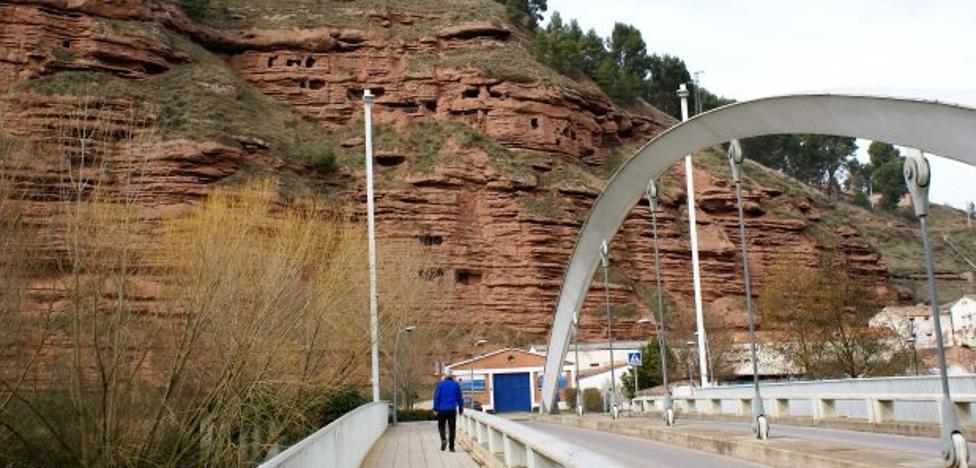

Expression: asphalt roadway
xmin=523 ymin=420 xmax=763 ymax=468
xmin=525 ymin=416 xmax=976 ymax=467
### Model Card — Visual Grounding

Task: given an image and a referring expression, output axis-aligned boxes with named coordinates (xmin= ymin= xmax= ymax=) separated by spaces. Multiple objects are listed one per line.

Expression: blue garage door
xmin=493 ymin=372 xmax=531 ymax=413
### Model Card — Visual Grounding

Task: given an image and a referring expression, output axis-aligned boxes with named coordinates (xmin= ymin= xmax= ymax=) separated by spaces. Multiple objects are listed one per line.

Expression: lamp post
xmin=903 ymin=149 xmax=969 ymax=467
xmin=363 ymin=89 xmax=381 ymax=403
xmin=600 ymin=239 xmax=619 ymax=419
xmin=392 ymin=325 xmax=416 ymax=425
xmin=468 ymin=339 xmax=487 ymax=409
xmin=677 ymin=83 xmax=709 ymax=387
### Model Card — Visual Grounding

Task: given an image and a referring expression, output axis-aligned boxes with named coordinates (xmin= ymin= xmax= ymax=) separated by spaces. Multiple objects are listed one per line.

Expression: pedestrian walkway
xmin=362 ymin=421 xmax=479 ymax=468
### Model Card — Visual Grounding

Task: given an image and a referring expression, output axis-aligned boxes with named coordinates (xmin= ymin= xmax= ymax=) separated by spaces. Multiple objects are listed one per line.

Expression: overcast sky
xmin=546 ymin=0 xmax=976 ymax=210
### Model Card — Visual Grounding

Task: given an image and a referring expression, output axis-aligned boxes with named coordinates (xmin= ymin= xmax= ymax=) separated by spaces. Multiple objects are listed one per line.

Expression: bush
xmin=561 ymin=387 xmax=577 ymax=409
xmin=397 ymin=409 xmax=436 ymax=422
xmin=582 ymin=388 xmax=603 ymax=413
xmin=309 ymin=146 xmax=338 ymax=173
xmin=179 ymin=0 xmax=209 ymax=18
xmin=317 ymin=387 xmax=368 ymax=426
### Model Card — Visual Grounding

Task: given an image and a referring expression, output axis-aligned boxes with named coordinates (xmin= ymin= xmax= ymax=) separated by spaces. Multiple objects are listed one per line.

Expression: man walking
xmin=433 ymin=368 xmax=464 ymax=451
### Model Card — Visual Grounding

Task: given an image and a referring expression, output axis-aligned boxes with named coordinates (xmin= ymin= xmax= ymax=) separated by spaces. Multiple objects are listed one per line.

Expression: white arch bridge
xmin=258 ymin=94 xmax=976 ymax=468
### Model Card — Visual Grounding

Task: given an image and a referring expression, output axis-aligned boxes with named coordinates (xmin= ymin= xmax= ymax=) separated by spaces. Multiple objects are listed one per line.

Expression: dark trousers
xmin=436 ymin=410 xmax=457 ymax=448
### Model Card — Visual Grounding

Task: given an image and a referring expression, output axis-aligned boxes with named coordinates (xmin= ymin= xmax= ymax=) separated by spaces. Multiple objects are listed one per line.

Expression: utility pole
xmin=678 ymin=83 xmax=709 ymax=387
xmin=693 ymin=71 xmax=705 ymax=115
xmin=363 ymin=89 xmax=381 ymax=403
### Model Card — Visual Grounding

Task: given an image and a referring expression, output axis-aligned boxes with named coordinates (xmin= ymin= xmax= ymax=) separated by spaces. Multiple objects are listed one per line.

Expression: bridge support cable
xmin=646 ymin=181 xmax=674 ymax=426
xmin=600 ymin=240 xmax=620 ymax=419
xmin=904 ymin=150 xmax=970 ymax=468
xmin=728 ymin=140 xmax=769 ymax=440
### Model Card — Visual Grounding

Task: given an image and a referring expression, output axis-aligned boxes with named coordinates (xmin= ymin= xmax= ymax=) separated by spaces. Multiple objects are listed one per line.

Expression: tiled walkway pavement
xmin=362 ymin=421 xmax=479 ymax=468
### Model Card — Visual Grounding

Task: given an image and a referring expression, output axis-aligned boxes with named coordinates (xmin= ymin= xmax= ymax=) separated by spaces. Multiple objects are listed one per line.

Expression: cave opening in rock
xmin=309 ymin=79 xmax=325 ymax=90
xmin=298 ymin=80 xmax=307 ymax=89
xmin=488 ymin=88 xmax=502 ymax=98
xmin=454 ymin=269 xmax=481 ymax=285
xmin=305 ymin=56 xmax=316 ymax=68
xmin=419 ymin=267 xmax=444 ymax=280
xmin=61 ymin=40 xmax=70 ymax=48
xmin=530 ymin=118 xmax=539 ymax=129
xmin=419 ymin=235 xmax=443 ymax=246
xmin=286 ymin=58 xmax=302 ymax=67
xmin=424 ymin=100 xmax=438 ymax=112
xmin=267 ymin=55 xmax=277 ymax=67
xmin=375 ymin=154 xmax=406 ymax=166
xmin=462 ymin=87 xmax=480 ymax=99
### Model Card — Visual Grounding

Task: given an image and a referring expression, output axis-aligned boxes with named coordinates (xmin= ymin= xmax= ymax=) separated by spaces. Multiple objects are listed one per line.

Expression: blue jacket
xmin=433 ymin=377 xmax=464 ymax=412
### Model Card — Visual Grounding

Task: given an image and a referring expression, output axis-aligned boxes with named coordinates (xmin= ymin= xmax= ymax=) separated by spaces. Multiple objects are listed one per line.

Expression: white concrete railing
xmin=258 ymin=402 xmax=388 ymax=468
xmin=634 ymin=375 xmax=976 ymax=426
xmin=459 ymin=410 xmax=624 ymax=468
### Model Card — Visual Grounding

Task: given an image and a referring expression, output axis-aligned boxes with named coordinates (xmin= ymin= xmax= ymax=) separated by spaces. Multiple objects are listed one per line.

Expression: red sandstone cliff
xmin=0 ymin=0 xmax=920 ymax=347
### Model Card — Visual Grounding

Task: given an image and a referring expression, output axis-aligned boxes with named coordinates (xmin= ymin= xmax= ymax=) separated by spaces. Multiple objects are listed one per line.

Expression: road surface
xmin=523 ymin=420 xmax=762 ymax=468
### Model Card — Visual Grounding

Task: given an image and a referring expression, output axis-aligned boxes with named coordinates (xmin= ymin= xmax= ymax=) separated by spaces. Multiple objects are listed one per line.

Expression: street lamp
xmin=363 ymin=89 xmax=380 ymax=403
xmin=468 ymin=339 xmax=487 ymax=409
xmin=392 ymin=325 xmax=416 ymax=425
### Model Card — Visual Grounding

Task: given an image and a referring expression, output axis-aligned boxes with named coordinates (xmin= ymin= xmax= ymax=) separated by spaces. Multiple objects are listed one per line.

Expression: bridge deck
xmin=362 ymin=421 xmax=478 ymax=468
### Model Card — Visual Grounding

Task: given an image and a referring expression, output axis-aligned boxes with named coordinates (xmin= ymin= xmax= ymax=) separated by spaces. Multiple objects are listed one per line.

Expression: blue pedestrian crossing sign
xmin=627 ymin=351 xmax=641 ymax=366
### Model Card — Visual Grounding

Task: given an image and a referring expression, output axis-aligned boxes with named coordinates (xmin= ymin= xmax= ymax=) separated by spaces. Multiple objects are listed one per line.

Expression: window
xmin=458 ymin=374 xmax=486 ymax=392
xmin=537 ymin=372 xmax=569 ymax=389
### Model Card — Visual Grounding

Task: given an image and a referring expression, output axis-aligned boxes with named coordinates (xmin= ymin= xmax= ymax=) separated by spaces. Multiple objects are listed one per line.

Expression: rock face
xmin=0 ymin=0 xmax=896 ymax=347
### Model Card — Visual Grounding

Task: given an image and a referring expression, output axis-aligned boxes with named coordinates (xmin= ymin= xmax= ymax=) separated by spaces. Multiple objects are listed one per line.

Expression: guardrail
xmin=258 ymin=402 xmax=388 ymax=468
xmin=459 ymin=410 xmax=624 ymax=468
xmin=634 ymin=375 xmax=976 ymax=425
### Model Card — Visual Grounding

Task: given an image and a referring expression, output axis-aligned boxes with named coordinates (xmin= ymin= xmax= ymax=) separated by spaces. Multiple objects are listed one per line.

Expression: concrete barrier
xmin=635 ymin=375 xmax=976 ymax=428
xmin=258 ymin=402 xmax=388 ymax=468
xmin=458 ymin=410 xmax=625 ymax=468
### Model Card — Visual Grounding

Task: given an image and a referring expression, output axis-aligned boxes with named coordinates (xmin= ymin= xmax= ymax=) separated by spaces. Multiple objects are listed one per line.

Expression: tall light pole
xmin=363 ymin=89 xmax=381 ymax=403
xmin=678 ymin=83 xmax=709 ymax=387
xmin=468 ymin=339 xmax=487 ymax=409
xmin=693 ymin=71 xmax=705 ymax=116
xmin=600 ymin=239 xmax=619 ymax=419
xmin=392 ymin=325 xmax=416 ymax=425
xmin=904 ymin=149 xmax=969 ymax=467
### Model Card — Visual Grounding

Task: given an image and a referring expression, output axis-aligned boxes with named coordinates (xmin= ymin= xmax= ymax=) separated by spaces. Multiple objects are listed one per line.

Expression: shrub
xmin=582 ymin=388 xmax=603 ymax=413
xmin=397 ymin=409 xmax=435 ymax=422
xmin=317 ymin=387 xmax=369 ymax=426
xmin=179 ymin=0 xmax=209 ymax=19
xmin=561 ymin=387 xmax=577 ymax=409
xmin=309 ymin=146 xmax=337 ymax=173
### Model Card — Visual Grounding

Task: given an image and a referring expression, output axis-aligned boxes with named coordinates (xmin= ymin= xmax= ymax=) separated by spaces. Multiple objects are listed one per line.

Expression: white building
xmin=950 ymin=295 xmax=976 ymax=348
xmin=870 ymin=304 xmax=955 ymax=349
xmin=529 ymin=340 xmax=646 ymax=371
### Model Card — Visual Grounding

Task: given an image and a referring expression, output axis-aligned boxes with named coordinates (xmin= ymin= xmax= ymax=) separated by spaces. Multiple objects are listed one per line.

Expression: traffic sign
xmin=627 ymin=351 xmax=642 ymax=366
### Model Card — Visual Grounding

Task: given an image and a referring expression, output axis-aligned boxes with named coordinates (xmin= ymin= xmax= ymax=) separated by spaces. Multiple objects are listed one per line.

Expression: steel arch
xmin=541 ymin=94 xmax=976 ymax=413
